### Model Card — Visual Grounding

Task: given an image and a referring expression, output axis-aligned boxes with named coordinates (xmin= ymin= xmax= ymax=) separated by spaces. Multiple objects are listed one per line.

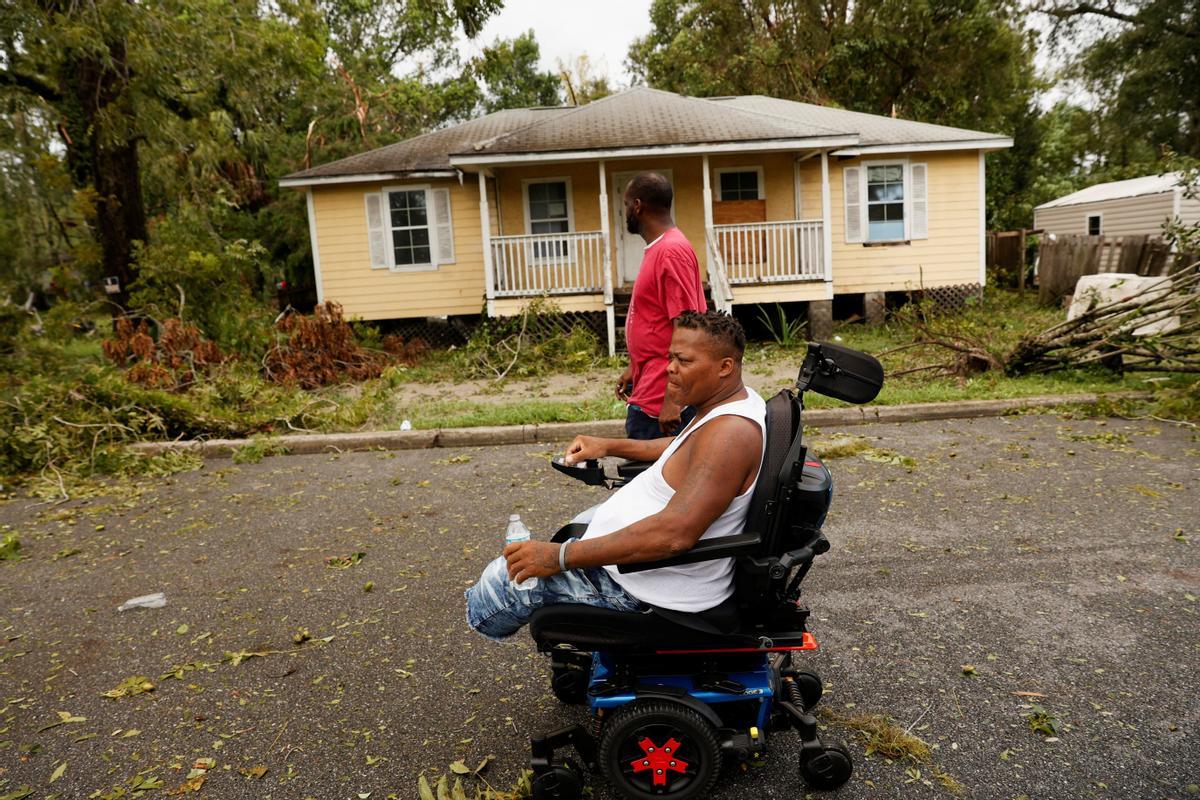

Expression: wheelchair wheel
xmin=598 ymin=700 xmax=720 ymax=799
xmin=799 ymin=741 xmax=853 ymax=790
xmin=531 ymin=763 xmax=584 ymax=800
xmin=551 ymin=663 xmax=589 ymax=706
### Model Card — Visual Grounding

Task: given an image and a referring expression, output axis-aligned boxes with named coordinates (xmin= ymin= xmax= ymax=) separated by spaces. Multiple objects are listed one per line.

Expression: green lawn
xmin=3 ymin=289 xmax=1193 ymax=486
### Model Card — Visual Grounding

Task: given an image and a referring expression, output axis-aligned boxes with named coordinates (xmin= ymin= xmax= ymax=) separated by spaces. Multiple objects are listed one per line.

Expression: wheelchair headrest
xmin=796 ymin=342 xmax=883 ymax=404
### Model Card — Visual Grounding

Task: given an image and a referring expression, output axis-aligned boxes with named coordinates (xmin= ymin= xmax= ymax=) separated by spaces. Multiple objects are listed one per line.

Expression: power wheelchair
xmin=525 ymin=342 xmax=884 ymax=800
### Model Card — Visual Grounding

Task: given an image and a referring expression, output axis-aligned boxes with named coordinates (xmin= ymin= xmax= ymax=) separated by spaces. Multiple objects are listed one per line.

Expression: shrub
xmin=454 ymin=297 xmax=604 ymax=380
xmin=263 ymin=302 xmax=398 ymax=389
xmin=130 ymin=203 xmax=275 ymax=357
xmin=103 ymin=317 xmax=226 ymax=390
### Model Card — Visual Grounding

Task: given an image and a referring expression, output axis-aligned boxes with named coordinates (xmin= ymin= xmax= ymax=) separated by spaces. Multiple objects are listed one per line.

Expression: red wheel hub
xmin=630 ymin=737 xmax=689 ymax=786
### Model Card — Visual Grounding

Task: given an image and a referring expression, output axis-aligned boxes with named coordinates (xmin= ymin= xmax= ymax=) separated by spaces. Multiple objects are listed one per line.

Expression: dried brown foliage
xmin=381 ymin=333 xmax=429 ymax=364
xmin=263 ymin=302 xmax=406 ymax=389
xmin=103 ymin=317 xmax=225 ymax=390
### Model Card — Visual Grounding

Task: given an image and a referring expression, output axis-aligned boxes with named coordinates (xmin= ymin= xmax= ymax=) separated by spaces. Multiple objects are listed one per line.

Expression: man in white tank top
xmin=465 ymin=311 xmax=766 ymax=639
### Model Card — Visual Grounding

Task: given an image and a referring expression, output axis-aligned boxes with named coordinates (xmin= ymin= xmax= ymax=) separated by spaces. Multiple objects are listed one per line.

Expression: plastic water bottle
xmin=504 ymin=514 xmax=538 ymax=591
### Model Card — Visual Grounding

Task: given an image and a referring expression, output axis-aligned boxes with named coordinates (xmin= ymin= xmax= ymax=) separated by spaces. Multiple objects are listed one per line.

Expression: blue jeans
xmin=465 ymin=544 xmax=647 ymax=641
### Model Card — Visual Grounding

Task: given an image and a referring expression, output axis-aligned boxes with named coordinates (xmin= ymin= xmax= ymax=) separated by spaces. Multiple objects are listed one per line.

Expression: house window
xmin=866 ymin=164 xmax=905 ymax=241
xmin=525 ymin=179 xmax=572 ymax=259
xmin=1087 ymin=214 xmax=1102 ymax=236
xmin=388 ymin=189 xmax=432 ymax=266
xmin=718 ymin=170 xmax=761 ymax=201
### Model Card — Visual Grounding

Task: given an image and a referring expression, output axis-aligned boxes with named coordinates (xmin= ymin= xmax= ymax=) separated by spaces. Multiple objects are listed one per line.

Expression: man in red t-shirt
xmin=617 ymin=173 xmax=708 ymax=439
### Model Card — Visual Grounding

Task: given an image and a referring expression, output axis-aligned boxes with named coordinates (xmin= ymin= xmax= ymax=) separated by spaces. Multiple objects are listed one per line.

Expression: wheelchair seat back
xmin=730 ymin=387 xmax=832 ymax=633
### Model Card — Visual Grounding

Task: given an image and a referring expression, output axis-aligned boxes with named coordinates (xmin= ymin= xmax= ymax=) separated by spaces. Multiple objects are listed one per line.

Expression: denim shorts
xmin=464 ymin=543 xmax=647 ymax=641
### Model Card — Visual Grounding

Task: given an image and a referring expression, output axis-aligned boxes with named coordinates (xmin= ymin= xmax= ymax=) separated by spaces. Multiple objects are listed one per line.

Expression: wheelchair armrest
xmin=551 ymin=523 xmax=588 ymax=544
xmin=616 ymin=532 xmax=761 ymax=574
xmin=551 ymin=456 xmax=608 ymax=486
xmin=616 ymin=460 xmax=654 ymax=479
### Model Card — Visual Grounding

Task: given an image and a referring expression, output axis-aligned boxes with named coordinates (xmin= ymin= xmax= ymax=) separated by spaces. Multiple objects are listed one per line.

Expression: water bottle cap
xmin=508 ymin=514 xmax=520 ymax=521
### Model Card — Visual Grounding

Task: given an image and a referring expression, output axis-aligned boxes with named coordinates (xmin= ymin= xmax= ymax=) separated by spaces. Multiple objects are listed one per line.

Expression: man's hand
xmin=615 ymin=364 xmax=633 ymax=402
xmin=504 ymin=540 xmax=561 ymax=582
xmin=564 ymin=435 xmax=607 ymax=466
xmin=658 ymin=395 xmax=684 ymax=434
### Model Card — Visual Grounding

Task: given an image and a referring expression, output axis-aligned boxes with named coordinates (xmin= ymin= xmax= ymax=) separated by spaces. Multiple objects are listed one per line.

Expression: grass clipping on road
xmin=821 ymin=707 xmax=966 ymax=795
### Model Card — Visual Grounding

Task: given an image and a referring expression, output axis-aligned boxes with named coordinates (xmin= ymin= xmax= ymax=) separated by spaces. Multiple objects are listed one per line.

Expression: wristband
xmin=558 ymin=540 xmax=570 ymax=572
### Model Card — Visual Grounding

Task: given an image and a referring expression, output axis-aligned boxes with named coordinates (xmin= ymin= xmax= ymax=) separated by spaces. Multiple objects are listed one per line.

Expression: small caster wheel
xmin=799 ymin=741 xmax=853 ymax=790
xmin=551 ymin=664 xmax=589 ymax=705
xmin=532 ymin=764 xmax=584 ymax=800
xmin=791 ymin=669 xmax=823 ymax=710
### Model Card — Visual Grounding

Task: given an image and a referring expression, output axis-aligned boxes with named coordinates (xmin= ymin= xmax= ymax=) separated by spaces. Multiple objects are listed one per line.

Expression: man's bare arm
xmin=563 ymin=434 xmax=672 ymax=465
xmin=509 ymin=417 xmax=761 ymax=581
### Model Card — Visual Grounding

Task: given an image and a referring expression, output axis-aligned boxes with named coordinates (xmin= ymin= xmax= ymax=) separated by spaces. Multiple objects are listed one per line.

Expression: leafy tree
xmin=474 ymin=30 xmax=561 ymax=112
xmin=558 ymin=54 xmax=613 ymax=106
xmin=628 ymin=0 xmax=1040 ymax=226
xmin=1041 ymin=0 xmax=1199 ymax=168
xmin=0 ymin=0 xmax=504 ymax=318
xmin=629 ymin=0 xmax=1036 ymax=130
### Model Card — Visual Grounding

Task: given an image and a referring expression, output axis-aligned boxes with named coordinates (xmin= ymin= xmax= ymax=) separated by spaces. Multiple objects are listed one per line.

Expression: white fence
xmin=712 ymin=220 xmax=824 ymax=284
xmin=491 ymin=231 xmax=606 ymax=296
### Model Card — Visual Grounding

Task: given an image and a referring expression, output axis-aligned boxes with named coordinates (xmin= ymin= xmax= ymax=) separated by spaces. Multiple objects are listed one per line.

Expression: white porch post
xmin=820 ymin=150 xmax=834 ymax=291
xmin=701 ymin=154 xmax=715 ymax=302
xmin=978 ymin=151 xmax=987 ymax=293
xmin=478 ymin=170 xmax=496 ymax=317
xmin=598 ymin=160 xmax=615 ymax=356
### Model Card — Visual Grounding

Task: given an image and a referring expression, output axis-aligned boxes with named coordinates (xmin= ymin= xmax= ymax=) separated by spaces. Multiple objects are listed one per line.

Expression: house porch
xmin=471 ymin=150 xmax=835 ymax=354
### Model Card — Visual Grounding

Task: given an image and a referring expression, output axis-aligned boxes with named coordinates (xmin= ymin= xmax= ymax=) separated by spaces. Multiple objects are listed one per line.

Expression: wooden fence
xmin=1036 ymin=234 xmax=1194 ymax=305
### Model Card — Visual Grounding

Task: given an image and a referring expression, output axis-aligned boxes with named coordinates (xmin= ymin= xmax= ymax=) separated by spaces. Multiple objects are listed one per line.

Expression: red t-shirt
xmin=625 ymin=227 xmax=707 ymax=417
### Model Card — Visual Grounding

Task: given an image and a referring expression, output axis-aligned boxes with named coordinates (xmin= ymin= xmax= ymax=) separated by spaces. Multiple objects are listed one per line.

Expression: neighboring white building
xmin=1034 ymin=173 xmax=1200 ymax=239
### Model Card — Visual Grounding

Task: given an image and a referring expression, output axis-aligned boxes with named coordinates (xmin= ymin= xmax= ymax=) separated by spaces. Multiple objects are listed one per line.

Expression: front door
xmin=612 ymin=169 xmax=675 ymax=286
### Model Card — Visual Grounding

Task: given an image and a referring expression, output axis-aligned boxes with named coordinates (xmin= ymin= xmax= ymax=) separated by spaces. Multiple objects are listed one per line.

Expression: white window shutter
xmin=364 ymin=192 xmax=388 ymax=269
xmin=843 ymin=166 xmax=863 ymax=243
xmin=431 ymin=187 xmax=455 ymax=264
xmin=909 ymin=163 xmax=928 ymax=240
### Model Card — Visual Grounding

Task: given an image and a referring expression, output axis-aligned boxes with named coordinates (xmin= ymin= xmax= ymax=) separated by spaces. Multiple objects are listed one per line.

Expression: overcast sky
xmin=461 ymin=0 xmax=655 ymax=87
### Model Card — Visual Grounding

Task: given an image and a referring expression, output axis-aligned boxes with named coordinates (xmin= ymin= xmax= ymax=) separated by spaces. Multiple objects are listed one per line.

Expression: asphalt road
xmin=0 ymin=413 xmax=1197 ymax=800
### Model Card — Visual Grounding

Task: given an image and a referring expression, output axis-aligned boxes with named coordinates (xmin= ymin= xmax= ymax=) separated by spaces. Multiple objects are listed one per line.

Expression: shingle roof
xmin=281 ymin=88 xmax=1009 ymax=184
xmin=282 ymin=107 xmax=571 ymax=180
xmin=456 ymin=87 xmax=852 ymax=156
xmin=1034 ymin=173 xmax=1184 ymax=210
xmin=712 ymin=95 xmax=1009 ymax=147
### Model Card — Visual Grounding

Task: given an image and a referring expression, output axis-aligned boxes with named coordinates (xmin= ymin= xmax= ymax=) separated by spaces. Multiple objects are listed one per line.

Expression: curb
xmin=127 ymin=392 xmax=1149 ymax=460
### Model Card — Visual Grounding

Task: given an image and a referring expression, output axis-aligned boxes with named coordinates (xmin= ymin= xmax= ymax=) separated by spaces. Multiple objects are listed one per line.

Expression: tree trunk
xmin=61 ymin=38 xmax=146 ymax=316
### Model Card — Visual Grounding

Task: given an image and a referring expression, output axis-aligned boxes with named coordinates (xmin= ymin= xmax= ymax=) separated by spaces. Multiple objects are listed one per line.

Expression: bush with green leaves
xmin=453 ymin=298 xmax=606 ymax=380
xmin=129 ymin=203 xmax=275 ymax=357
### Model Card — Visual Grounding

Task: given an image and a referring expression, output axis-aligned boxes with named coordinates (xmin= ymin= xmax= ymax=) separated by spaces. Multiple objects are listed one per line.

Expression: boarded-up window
xmin=718 ymin=170 xmax=761 ymax=200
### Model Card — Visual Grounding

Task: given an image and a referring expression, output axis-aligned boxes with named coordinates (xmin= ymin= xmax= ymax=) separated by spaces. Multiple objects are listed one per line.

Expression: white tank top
xmin=580 ymin=387 xmax=766 ymax=612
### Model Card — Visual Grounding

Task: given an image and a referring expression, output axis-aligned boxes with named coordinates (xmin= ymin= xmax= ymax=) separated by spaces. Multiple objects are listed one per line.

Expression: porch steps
xmin=611 ymin=286 xmax=715 ymax=355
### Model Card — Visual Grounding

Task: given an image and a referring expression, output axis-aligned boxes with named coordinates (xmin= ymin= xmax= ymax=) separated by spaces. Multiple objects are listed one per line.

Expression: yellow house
xmin=280 ymin=88 xmax=1011 ymax=352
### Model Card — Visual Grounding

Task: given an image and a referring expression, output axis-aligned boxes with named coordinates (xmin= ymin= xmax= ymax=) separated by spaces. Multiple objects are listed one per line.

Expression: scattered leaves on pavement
xmin=102 ymin=676 xmax=155 ymax=699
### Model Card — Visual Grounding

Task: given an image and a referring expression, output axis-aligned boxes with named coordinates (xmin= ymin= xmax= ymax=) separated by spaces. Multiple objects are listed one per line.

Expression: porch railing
xmin=703 ymin=229 xmax=734 ymax=314
xmin=491 ymin=231 xmax=606 ymax=297
xmin=712 ymin=220 xmax=825 ymax=284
